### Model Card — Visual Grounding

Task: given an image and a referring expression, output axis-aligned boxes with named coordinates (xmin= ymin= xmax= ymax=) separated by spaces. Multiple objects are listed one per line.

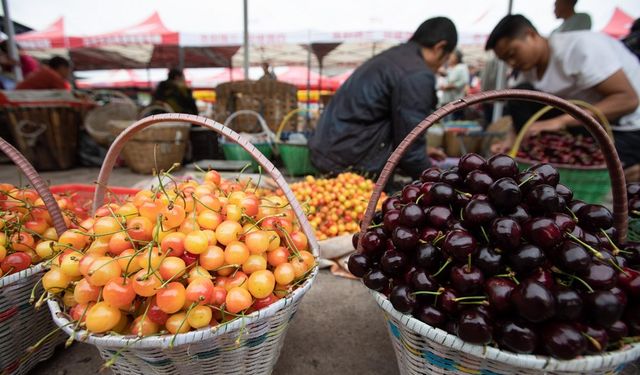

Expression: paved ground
xmin=0 ymin=164 xmax=400 ymax=375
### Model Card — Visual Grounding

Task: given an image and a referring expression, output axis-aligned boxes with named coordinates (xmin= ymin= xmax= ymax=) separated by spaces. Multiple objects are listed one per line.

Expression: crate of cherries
xmin=349 ymin=153 xmax=640 ymax=362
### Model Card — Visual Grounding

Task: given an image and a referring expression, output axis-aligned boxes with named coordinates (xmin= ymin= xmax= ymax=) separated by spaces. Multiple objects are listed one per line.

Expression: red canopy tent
xmin=75 ymin=69 xmax=152 ymax=89
xmin=15 ymin=17 xmax=83 ymax=49
xmin=81 ymin=11 xmax=178 ymax=47
xmin=276 ymin=66 xmax=340 ymax=90
xmin=602 ymin=7 xmax=635 ymax=39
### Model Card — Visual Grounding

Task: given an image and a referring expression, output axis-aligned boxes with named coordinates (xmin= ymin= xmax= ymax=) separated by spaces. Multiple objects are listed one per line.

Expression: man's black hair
xmin=485 ymin=14 xmax=538 ymax=51
xmin=168 ymin=68 xmax=184 ymax=80
xmin=48 ymin=56 xmax=70 ymax=69
xmin=410 ymin=17 xmax=458 ymax=53
xmin=454 ymin=50 xmax=463 ymax=63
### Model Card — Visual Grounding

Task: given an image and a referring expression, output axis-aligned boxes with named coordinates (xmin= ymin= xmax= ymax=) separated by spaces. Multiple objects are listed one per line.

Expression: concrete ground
xmin=0 ymin=165 xmax=400 ymax=375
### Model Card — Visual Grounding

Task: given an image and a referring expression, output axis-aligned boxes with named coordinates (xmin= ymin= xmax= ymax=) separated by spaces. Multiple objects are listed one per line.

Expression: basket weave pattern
xmin=358 ymin=90 xmax=637 ymax=374
xmin=50 ymin=114 xmax=319 ymax=375
xmin=0 ymin=137 xmax=67 ymax=374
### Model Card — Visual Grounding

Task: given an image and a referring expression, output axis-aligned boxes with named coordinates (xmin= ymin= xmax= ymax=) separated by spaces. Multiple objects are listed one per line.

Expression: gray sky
xmin=5 ymin=0 xmax=640 ymax=36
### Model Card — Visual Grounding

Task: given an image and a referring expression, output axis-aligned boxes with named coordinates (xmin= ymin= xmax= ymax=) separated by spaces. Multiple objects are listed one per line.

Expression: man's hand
xmin=527 ymin=117 xmax=566 ymax=136
xmin=427 ymin=146 xmax=447 ymax=161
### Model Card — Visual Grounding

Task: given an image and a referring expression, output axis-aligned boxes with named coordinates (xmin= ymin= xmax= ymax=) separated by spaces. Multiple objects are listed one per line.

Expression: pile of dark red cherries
xmin=349 ymin=153 xmax=640 ymax=360
xmin=516 ymin=133 xmax=605 ymax=167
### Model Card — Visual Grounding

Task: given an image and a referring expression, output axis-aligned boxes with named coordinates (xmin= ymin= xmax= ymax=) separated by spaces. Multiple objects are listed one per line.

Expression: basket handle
xmin=0 ymin=137 xmax=67 ymax=235
xmin=358 ymin=89 xmax=628 ymax=247
xmin=508 ymin=99 xmax=613 ymax=157
xmin=93 ymin=113 xmax=318 ymax=253
xmin=275 ymin=108 xmax=318 ymax=142
xmin=223 ymin=110 xmax=276 ymax=144
xmin=138 ymin=102 xmax=174 ymax=119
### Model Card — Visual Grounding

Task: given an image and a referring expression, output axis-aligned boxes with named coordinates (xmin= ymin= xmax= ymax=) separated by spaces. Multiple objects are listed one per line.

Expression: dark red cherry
xmin=580 ymin=263 xmax=616 ymax=290
xmin=458 ymin=153 xmax=486 ymax=177
xmin=347 ymin=253 xmax=371 ymax=277
xmin=512 ymin=279 xmax=556 ymax=323
xmin=418 ymin=227 xmax=439 ymax=242
xmin=555 ymin=183 xmax=573 ymax=201
xmin=463 ymin=199 xmax=497 ymax=228
xmin=474 ymin=246 xmax=503 ymax=276
xmin=416 ymin=243 xmax=441 ymax=271
xmin=414 ymin=305 xmax=446 ymax=328
xmin=381 ymin=250 xmax=408 ymax=277
xmin=528 ymin=163 xmax=560 ymax=187
xmin=429 ymin=182 xmax=455 ymax=205
xmin=442 ymin=229 xmax=477 ymax=262
xmin=441 ymin=171 xmax=462 ymax=187
xmin=389 ymin=285 xmax=416 ymax=314
xmin=411 ymin=269 xmax=439 ymax=292
xmin=401 ymin=185 xmax=421 ymax=203
xmin=486 ymin=154 xmax=518 ymax=179
xmin=542 ymin=323 xmax=586 ymax=360
xmin=517 ymin=170 xmax=544 ymax=194
xmin=579 ymin=325 xmax=608 ymax=354
xmin=554 ymin=287 xmax=583 ymax=321
xmin=490 ymin=217 xmax=521 ymax=251
xmin=457 ymin=309 xmax=492 ymax=345
xmin=391 ymin=227 xmax=418 ymax=252
xmin=363 ymin=269 xmax=388 ymax=291
xmin=568 ymin=200 xmax=587 ymax=216
xmin=507 ymin=205 xmax=530 ymax=223
xmin=426 ymin=206 xmax=452 ymax=230
xmin=465 ymin=170 xmax=494 ymax=194
xmin=488 ymin=177 xmax=521 ymax=212
xmin=497 ymin=320 xmax=537 ymax=354
xmin=383 ymin=209 xmax=401 ymax=233
xmin=527 ymin=267 xmax=555 ymax=289
xmin=420 ymin=167 xmax=442 ymax=182
xmin=526 ymin=184 xmax=560 ymax=214
xmin=508 ymin=244 xmax=546 ymax=275
xmin=551 ymin=213 xmax=576 ymax=233
xmin=607 ymin=320 xmax=629 ymax=341
xmin=450 ymin=265 xmax=484 ymax=295
xmin=382 ymin=196 xmax=402 ymax=213
xmin=576 ymin=204 xmax=613 ymax=232
xmin=585 ymin=290 xmax=624 ymax=328
xmin=485 ymin=277 xmax=516 ymax=314
xmin=399 ymin=203 xmax=426 ymax=228
xmin=556 ymin=241 xmax=591 ymax=273
xmin=522 ymin=218 xmax=561 ymax=250
xmin=360 ymin=230 xmax=386 ymax=254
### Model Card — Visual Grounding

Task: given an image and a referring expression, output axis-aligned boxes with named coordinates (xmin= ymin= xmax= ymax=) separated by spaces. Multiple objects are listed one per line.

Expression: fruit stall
xmin=0 ymin=90 xmax=639 ymax=375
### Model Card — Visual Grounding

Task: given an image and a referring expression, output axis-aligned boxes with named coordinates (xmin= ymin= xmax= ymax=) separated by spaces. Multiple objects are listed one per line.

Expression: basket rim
xmin=372 ymin=290 xmax=640 ymax=372
xmin=514 ymin=156 xmax=607 ymax=171
xmin=0 ymin=262 xmax=45 ymax=288
xmin=48 ymin=264 xmax=318 ymax=349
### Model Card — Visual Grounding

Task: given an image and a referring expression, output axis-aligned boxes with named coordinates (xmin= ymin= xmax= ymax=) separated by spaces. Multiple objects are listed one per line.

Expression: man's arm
xmin=529 ymin=69 xmax=639 ymax=135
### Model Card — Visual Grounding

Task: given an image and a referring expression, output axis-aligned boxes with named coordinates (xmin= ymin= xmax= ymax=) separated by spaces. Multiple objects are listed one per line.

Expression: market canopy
xmin=80 ymin=12 xmax=178 ymax=47
xmin=15 ymin=17 xmax=82 ymax=49
xmin=602 ymin=7 xmax=634 ymax=39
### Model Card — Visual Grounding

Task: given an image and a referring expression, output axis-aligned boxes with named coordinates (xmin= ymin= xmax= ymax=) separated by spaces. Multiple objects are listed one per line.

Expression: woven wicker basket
xmin=84 ymin=91 xmax=138 ymax=146
xmin=0 ymin=137 xmax=67 ymax=375
xmin=358 ymin=90 xmax=639 ymax=375
xmin=48 ymin=113 xmax=320 ymax=375
xmin=109 ymin=120 xmax=191 ymax=174
xmin=509 ymin=100 xmax=613 ymax=203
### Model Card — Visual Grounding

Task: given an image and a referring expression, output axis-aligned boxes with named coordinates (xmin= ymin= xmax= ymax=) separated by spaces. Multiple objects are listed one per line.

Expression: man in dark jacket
xmin=153 ymin=68 xmax=198 ymax=114
xmin=309 ymin=17 xmax=456 ymax=180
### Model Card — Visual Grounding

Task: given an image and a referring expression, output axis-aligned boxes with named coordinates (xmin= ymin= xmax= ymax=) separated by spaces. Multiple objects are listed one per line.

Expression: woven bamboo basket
xmin=0 ymin=137 xmax=67 ymax=375
xmin=222 ymin=110 xmax=275 ymax=172
xmin=510 ymin=100 xmax=613 ymax=203
xmin=275 ymin=108 xmax=317 ymax=176
xmin=48 ymin=113 xmax=320 ymax=375
xmin=84 ymin=91 xmax=138 ymax=146
xmin=358 ymin=90 xmax=640 ymax=375
xmin=109 ymin=119 xmax=190 ymax=174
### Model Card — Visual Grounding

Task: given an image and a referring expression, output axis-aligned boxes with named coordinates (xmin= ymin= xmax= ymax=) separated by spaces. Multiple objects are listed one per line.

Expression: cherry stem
xmin=565 ymin=206 xmax=579 ymax=222
xmin=620 ymin=336 xmax=640 ymax=344
xmin=480 ymin=226 xmax=490 ymax=244
xmin=467 ymin=253 xmax=472 ymax=272
xmin=632 ymin=210 xmax=640 ymax=216
xmin=607 ymin=258 xmax=629 ymax=276
xmin=411 ymin=290 xmax=443 ymax=296
xmin=582 ymin=332 xmax=602 ymax=352
xmin=599 ymin=229 xmax=621 ymax=255
xmin=458 ymin=300 xmax=489 ymax=306
xmin=552 ymin=267 xmax=594 ymax=293
xmin=432 ymin=257 xmax=452 ymax=278
xmin=367 ymin=223 xmax=384 ymax=229
xmin=517 ymin=172 xmax=538 ymax=187
xmin=454 ymin=189 xmax=472 ymax=197
xmin=432 ymin=234 xmax=446 ymax=246
xmin=566 ymin=232 xmax=604 ymax=260
xmin=415 ymin=194 xmax=424 ymax=204
xmin=454 ymin=296 xmax=486 ymax=302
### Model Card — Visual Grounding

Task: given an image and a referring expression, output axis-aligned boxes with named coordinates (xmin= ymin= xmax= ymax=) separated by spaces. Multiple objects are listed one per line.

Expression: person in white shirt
xmin=440 ymin=50 xmax=470 ymax=116
xmin=552 ymin=0 xmax=591 ymax=33
xmin=486 ymin=15 xmax=640 ymax=180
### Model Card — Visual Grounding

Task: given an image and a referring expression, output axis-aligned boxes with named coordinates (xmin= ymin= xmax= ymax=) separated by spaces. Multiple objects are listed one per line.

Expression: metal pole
xmin=2 ymin=0 xmax=22 ymax=81
xmin=306 ymin=43 xmax=311 ymax=128
xmin=243 ymin=0 xmax=249 ymax=80
xmin=491 ymin=0 xmax=514 ymax=123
